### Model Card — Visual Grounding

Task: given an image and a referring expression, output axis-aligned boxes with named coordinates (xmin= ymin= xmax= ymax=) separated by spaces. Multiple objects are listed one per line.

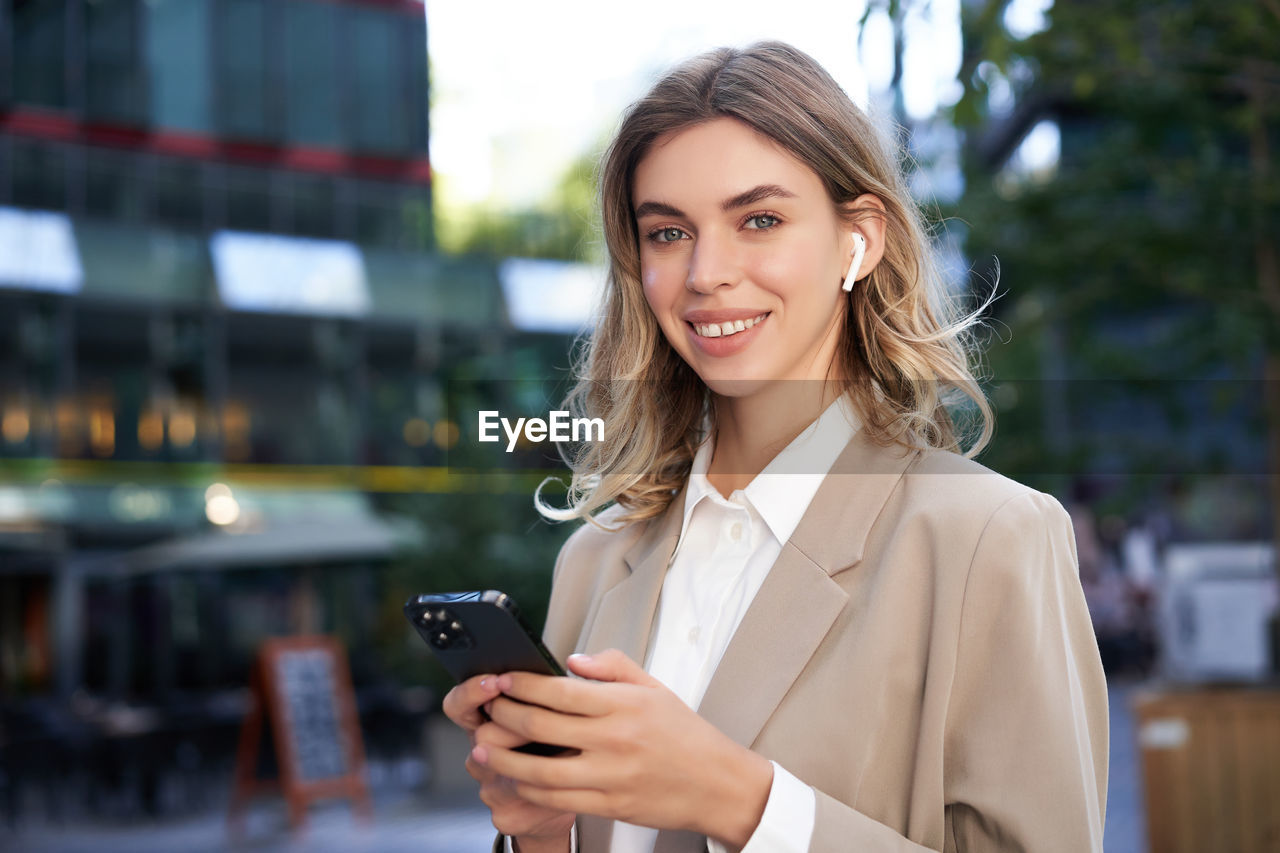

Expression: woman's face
xmin=632 ymin=117 xmax=854 ymax=397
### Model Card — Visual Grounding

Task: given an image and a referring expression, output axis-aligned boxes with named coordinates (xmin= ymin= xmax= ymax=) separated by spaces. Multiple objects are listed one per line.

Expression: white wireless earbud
xmin=841 ymin=233 xmax=866 ymax=292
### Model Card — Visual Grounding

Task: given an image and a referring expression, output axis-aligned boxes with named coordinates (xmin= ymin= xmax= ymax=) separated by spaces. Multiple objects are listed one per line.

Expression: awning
xmin=106 ymin=511 xmax=423 ymax=574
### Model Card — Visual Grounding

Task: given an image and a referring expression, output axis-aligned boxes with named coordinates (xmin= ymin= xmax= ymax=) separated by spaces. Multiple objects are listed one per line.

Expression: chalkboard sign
xmin=273 ymin=646 xmax=348 ymax=781
xmin=228 ymin=636 xmax=371 ymax=833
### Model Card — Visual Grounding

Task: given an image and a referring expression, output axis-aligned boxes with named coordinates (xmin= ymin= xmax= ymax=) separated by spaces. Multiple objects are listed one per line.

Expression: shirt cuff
xmin=503 ymin=822 xmax=577 ymax=853
xmin=707 ymin=761 xmax=815 ymax=853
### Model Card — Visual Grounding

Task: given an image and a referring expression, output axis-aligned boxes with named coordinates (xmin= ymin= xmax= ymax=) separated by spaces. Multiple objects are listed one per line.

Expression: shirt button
xmin=730 ymin=521 xmax=743 ymax=541
xmin=688 ymin=626 xmax=700 ymax=643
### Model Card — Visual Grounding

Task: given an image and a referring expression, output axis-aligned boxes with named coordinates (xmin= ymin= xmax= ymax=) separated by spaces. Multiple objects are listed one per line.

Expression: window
xmin=224 ymin=164 xmax=273 ymax=233
xmin=0 ymin=136 xmax=10 ymax=205
xmin=151 ymin=156 xmax=206 ymax=232
xmin=353 ymin=179 xmax=401 ymax=247
xmin=401 ymin=186 xmax=431 ymax=250
xmin=217 ymin=0 xmax=272 ymax=140
xmin=83 ymin=0 xmax=144 ymax=124
xmin=350 ymin=182 xmax=431 ymax=250
xmin=348 ymin=8 xmax=401 ymax=153
xmin=284 ymin=0 xmax=340 ymax=148
xmin=11 ymin=137 xmax=66 ymax=211
xmin=12 ymin=0 xmax=68 ymax=109
xmin=145 ymin=0 xmax=212 ymax=133
xmin=289 ymin=172 xmax=337 ymax=239
xmin=406 ymin=16 xmax=428 ymax=152
xmin=84 ymin=146 xmax=144 ymax=222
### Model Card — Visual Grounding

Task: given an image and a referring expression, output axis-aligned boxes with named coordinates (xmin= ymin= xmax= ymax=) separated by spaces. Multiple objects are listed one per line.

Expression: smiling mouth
xmin=690 ymin=313 xmax=769 ymax=338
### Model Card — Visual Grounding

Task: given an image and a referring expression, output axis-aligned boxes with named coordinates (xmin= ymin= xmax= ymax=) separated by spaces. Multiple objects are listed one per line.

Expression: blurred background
xmin=0 ymin=0 xmax=1277 ymax=851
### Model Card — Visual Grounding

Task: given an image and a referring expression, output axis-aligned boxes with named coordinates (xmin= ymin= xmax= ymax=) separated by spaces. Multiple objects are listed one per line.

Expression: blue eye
xmin=649 ymin=227 xmax=688 ymax=243
xmin=744 ymin=214 xmax=780 ymax=230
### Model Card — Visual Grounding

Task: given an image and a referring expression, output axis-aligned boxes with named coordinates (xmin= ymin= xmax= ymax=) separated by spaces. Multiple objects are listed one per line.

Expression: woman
xmin=444 ymin=41 xmax=1108 ymax=853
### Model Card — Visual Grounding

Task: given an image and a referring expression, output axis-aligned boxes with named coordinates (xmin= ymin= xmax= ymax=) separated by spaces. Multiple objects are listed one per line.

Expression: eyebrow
xmin=633 ymin=183 xmax=798 ymax=220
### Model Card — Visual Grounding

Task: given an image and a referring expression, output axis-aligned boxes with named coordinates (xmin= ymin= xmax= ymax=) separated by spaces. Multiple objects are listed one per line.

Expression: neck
xmin=706 ymin=380 xmax=843 ymax=497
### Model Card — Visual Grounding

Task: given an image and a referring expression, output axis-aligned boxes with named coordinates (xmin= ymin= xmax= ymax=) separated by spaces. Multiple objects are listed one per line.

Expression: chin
xmin=693 ymin=374 xmax=775 ymax=399
xmin=681 ymin=351 xmax=784 ymax=398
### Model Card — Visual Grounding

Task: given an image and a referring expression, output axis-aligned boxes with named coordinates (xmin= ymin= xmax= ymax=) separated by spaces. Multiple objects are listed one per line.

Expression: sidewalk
xmin=1106 ymin=677 xmax=1149 ymax=853
xmin=4 ymin=681 xmax=1147 ymax=852
xmin=3 ymin=789 xmax=498 ymax=853
xmin=1 ymin=716 xmax=498 ymax=853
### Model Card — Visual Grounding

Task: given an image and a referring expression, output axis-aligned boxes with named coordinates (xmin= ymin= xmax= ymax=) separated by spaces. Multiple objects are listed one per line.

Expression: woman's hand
xmin=472 ymin=650 xmax=774 ymax=849
xmin=442 ymin=675 xmax=576 ymax=851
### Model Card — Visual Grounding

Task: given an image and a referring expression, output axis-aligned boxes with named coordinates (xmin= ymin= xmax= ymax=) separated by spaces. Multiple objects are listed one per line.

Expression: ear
xmin=839 ymin=193 xmax=888 ymax=286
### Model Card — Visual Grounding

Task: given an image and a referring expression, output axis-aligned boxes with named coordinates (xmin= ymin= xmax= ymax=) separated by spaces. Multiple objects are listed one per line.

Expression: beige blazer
xmin=514 ymin=428 xmax=1108 ymax=852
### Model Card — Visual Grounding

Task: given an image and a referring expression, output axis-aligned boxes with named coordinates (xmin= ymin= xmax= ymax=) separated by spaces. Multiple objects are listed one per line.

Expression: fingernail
xmin=480 ymin=677 xmax=491 ymax=690
xmin=472 ymin=744 xmax=488 ymax=764
xmin=496 ymin=674 xmax=513 ymax=691
xmin=568 ymin=653 xmax=591 ymax=663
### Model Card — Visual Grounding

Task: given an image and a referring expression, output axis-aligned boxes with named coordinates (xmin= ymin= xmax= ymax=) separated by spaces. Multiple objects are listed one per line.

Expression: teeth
xmin=693 ymin=313 xmax=768 ymax=338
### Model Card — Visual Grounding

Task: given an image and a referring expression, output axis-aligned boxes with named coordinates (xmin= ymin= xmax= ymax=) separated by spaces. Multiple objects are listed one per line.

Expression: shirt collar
xmin=678 ymin=394 xmax=862 ymax=548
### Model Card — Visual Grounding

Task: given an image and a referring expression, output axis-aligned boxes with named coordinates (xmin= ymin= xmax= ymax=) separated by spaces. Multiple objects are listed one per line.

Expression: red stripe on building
xmin=1 ymin=108 xmax=432 ymax=185
xmin=1 ymin=109 xmax=78 ymax=140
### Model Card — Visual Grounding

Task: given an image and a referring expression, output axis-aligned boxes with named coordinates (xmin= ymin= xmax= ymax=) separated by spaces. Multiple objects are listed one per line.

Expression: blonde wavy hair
xmin=537 ymin=40 xmax=994 ymax=527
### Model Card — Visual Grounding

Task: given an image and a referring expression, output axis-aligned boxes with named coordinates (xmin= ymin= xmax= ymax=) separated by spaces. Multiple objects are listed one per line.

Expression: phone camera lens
xmin=421 ymin=606 xmax=472 ymax=651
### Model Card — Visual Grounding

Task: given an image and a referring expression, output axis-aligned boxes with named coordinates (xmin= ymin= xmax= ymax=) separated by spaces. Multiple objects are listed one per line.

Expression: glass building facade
xmin=0 ymin=0 xmax=525 ymax=727
xmin=4 ymin=0 xmax=431 ymax=245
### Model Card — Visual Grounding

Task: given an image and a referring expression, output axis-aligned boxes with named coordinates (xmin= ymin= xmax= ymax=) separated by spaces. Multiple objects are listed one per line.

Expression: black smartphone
xmin=404 ymin=590 xmax=568 ymax=756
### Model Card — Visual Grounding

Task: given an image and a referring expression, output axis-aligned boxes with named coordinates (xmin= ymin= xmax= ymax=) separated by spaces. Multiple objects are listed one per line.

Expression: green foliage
xmin=438 ymin=150 xmax=603 ymax=263
xmin=936 ymin=1 xmax=1274 ymax=537
xmin=952 ymin=0 xmax=1279 ymax=313
xmin=946 ymin=0 xmax=1279 ymax=516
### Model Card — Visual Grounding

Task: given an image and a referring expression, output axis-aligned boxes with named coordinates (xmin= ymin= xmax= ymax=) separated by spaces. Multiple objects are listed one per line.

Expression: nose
xmin=685 ymin=233 xmax=740 ymax=294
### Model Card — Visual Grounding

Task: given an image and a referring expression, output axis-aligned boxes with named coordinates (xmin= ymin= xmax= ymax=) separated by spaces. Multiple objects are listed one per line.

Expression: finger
xmin=473 ymin=740 xmax=594 ymax=791
xmin=442 ymin=674 xmax=503 ymax=730
xmin=478 ymin=776 xmax=547 ymax=826
xmin=565 ymin=649 xmax=661 ymax=687
xmin=509 ymin=781 xmax=610 ymax=819
xmin=486 ymin=697 xmax=594 ymax=751
xmin=474 ymin=720 xmax=534 ymax=750
xmin=496 ymin=671 xmax=614 ymax=716
xmin=480 ymin=786 xmax=575 ymax=839
xmin=465 ymin=755 xmax=500 ymax=786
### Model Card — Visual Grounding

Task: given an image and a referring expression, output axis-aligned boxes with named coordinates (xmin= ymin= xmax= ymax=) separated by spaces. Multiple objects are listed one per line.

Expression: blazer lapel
xmin=579 ymin=486 xmax=685 ymax=662
xmin=690 ymin=542 xmax=847 ymax=750
xmin=693 ymin=430 xmax=919 ymax=751
xmin=646 ymin=539 xmax=848 ymax=853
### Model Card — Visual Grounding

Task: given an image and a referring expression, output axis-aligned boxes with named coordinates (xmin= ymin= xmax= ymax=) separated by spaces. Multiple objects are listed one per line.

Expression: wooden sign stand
xmin=228 ymin=636 xmax=372 ymax=834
